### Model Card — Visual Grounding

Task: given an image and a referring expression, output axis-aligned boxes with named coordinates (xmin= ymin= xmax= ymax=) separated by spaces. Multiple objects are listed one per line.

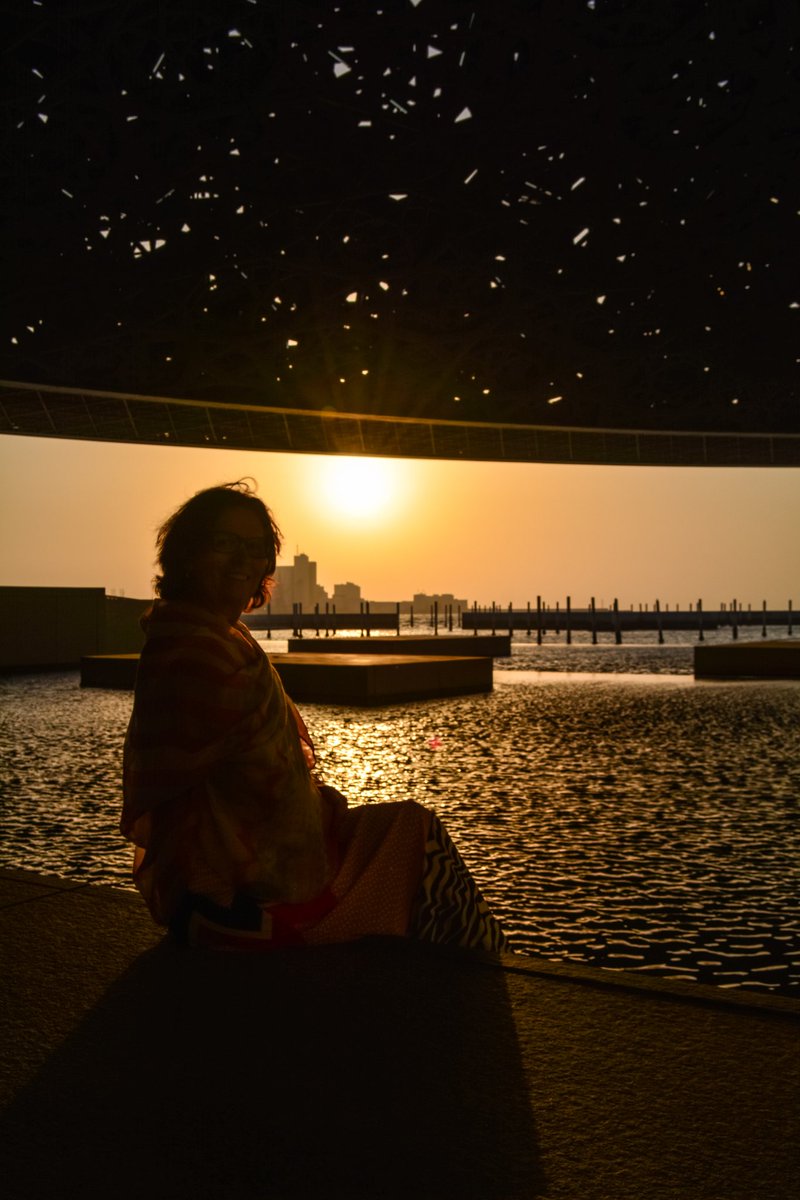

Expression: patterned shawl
xmin=121 ymin=600 xmax=329 ymax=925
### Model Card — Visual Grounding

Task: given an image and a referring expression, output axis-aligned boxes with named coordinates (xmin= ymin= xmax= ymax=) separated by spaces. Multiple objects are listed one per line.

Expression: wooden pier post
xmin=590 ymin=596 xmax=597 ymax=645
xmin=526 ymin=600 xmax=531 ymax=637
xmin=566 ymin=596 xmax=572 ymax=645
xmin=324 ymin=601 xmax=330 ymax=637
xmin=434 ymin=600 xmax=439 ymax=636
xmin=409 ymin=604 xmax=414 ymax=629
xmin=266 ymin=601 xmax=272 ymax=639
xmin=613 ymin=598 xmax=622 ymax=645
xmin=697 ymin=598 xmax=704 ymax=642
xmin=315 ymin=602 xmax=320 ymax=637
xmin=790 ymin=600 xmax=794 ymax=636
xmin=508 ymin=601 xmax=513 ymax=637
xmin=473 ymin=600 xmax=478 ymax=636
xmin=732 ymin=598 xmax=738 ymax=641
xmin=396 ymin=602 xmax=401 ymax=636
xmin=762 ymin=600 xmax=767 ymax=638
xmin=655 ymin=599 xmax=664 ymax=645
xmin=491 ymin=601 xmax=497 ymax=636
xmin=366 ymin=600 xmax=371 ymax=638
xmin=537 ymin=595 xmax=542 ymax=645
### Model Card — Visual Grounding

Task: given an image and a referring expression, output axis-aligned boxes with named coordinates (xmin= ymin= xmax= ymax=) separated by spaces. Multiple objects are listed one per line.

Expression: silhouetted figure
xmin=121 ymin=481 xmax=509 ymax=953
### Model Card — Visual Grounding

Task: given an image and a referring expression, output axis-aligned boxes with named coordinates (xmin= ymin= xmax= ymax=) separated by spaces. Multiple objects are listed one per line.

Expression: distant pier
xmin=463 ymin=601 xmax=794 ymax=644
xmin=244 ymin=609 xmax=399 ymax=634
xmin=287 ymin=634 xmax=511 ymax=657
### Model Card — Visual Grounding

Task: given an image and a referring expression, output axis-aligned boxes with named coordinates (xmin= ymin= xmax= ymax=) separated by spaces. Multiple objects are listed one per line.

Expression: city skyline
xmin=267 ymin=550 xmax=469 ymax=613
xmin=1 ymin=434 xmax=798 ymax=610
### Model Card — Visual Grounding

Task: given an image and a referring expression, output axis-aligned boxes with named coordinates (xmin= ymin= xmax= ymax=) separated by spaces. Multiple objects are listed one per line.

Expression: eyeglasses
xmin=208 ymin=531 xmax=271 ymax=559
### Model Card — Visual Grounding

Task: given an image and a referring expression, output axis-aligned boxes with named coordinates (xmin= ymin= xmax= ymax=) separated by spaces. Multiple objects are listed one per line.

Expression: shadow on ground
xmin=1 ymin=936 xmax=544 ymax=1199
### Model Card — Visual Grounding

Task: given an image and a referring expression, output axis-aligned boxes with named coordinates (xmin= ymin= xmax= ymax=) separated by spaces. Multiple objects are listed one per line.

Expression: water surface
xmin=1 ymin=639 xmax=798 ymax=995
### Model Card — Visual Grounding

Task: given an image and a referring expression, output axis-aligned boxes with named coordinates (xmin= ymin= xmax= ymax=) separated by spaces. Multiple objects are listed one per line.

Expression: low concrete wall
xmin=0 ymin=587 xmax=148 ymax=670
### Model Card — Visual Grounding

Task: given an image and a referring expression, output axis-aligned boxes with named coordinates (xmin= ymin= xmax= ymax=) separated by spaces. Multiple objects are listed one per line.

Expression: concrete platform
xmin=288 ymin=633 xmax=512 ymax=656
xmin=80 ymin=651 xmax=494 ymax=703
xmin=694 ymin=638 xmax=800 ymax=678
xmin=81 ymin=652 xmax=139 ymax=688
xmin=272 ymin=652 xmax=493 ymax=703
xmin=1 ymin=868 xmax=798 ymax=1200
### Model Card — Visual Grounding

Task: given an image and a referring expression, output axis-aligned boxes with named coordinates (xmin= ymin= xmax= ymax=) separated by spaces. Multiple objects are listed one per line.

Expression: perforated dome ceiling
xmin=2 ymin=0 xmax=799 ymax=464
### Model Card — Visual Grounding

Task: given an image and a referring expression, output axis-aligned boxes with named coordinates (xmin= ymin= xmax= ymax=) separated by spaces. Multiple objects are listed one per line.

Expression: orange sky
xmin=1 ymin=434 xmax=797 ymax=609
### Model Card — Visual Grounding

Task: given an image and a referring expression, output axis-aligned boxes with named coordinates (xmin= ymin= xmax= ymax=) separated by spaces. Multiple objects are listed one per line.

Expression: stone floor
xmin=1 ymin=868 xmax=798 ymax=1199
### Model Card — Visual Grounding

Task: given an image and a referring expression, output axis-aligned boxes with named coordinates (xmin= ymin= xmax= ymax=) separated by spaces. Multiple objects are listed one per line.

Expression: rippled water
xmin=1 ymin=634 xmax=798 ymax=996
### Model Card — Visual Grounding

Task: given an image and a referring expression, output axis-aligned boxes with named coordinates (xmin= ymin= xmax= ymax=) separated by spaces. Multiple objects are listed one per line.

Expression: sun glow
xmin=316 ymin=455 xmax=399 ymax=523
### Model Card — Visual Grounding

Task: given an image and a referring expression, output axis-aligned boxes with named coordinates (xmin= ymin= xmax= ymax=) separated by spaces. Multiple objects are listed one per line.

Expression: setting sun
xmin=316 ymin=455 xmax=399 ymax=523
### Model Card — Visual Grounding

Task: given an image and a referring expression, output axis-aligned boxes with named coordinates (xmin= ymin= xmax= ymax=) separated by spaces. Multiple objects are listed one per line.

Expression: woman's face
xmin=191 ymin=504 xmax=271 ymax=622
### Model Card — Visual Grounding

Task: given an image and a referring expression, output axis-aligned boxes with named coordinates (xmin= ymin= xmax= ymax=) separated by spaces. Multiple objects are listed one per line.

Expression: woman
xmin=121 ymin=480 xmax=509 ymax=954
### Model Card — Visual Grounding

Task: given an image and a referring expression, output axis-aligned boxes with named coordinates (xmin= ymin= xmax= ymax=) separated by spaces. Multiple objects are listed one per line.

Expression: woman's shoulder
xmin=141 ymin=601 xmax=250 ymax=675
xmin=144 ymin=598 xmax=227 ymax=634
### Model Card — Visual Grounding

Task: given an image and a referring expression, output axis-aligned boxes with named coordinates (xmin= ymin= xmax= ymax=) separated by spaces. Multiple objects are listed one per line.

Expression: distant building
xmin=332 ymin=582 xmax=361 ymax=612
xmin=271 ymin=553 xmax=328 ymax=613
xmin=411 ymin=592 xmax=468 ymax=612
xmin=266 ymin=557 xmax=468 ymax=617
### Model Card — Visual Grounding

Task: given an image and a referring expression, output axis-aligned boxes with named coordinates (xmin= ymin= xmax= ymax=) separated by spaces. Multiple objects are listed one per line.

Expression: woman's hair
xmin=153 ymin=479 xmax=282 ymax=610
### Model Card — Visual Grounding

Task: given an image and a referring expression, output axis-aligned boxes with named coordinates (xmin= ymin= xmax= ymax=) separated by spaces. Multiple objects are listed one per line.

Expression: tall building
xmin=270 ymin=553 xmax=328 ymax=613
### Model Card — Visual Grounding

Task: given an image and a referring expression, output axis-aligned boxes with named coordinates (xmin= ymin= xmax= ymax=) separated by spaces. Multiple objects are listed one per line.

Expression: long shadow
xmin=1 ymin=937 xmax=545 ymax=1199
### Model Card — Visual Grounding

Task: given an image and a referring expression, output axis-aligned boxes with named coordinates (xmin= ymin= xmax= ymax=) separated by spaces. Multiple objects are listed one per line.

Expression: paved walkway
xmin=1 ymin=868 xmax=798 ymax=1199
